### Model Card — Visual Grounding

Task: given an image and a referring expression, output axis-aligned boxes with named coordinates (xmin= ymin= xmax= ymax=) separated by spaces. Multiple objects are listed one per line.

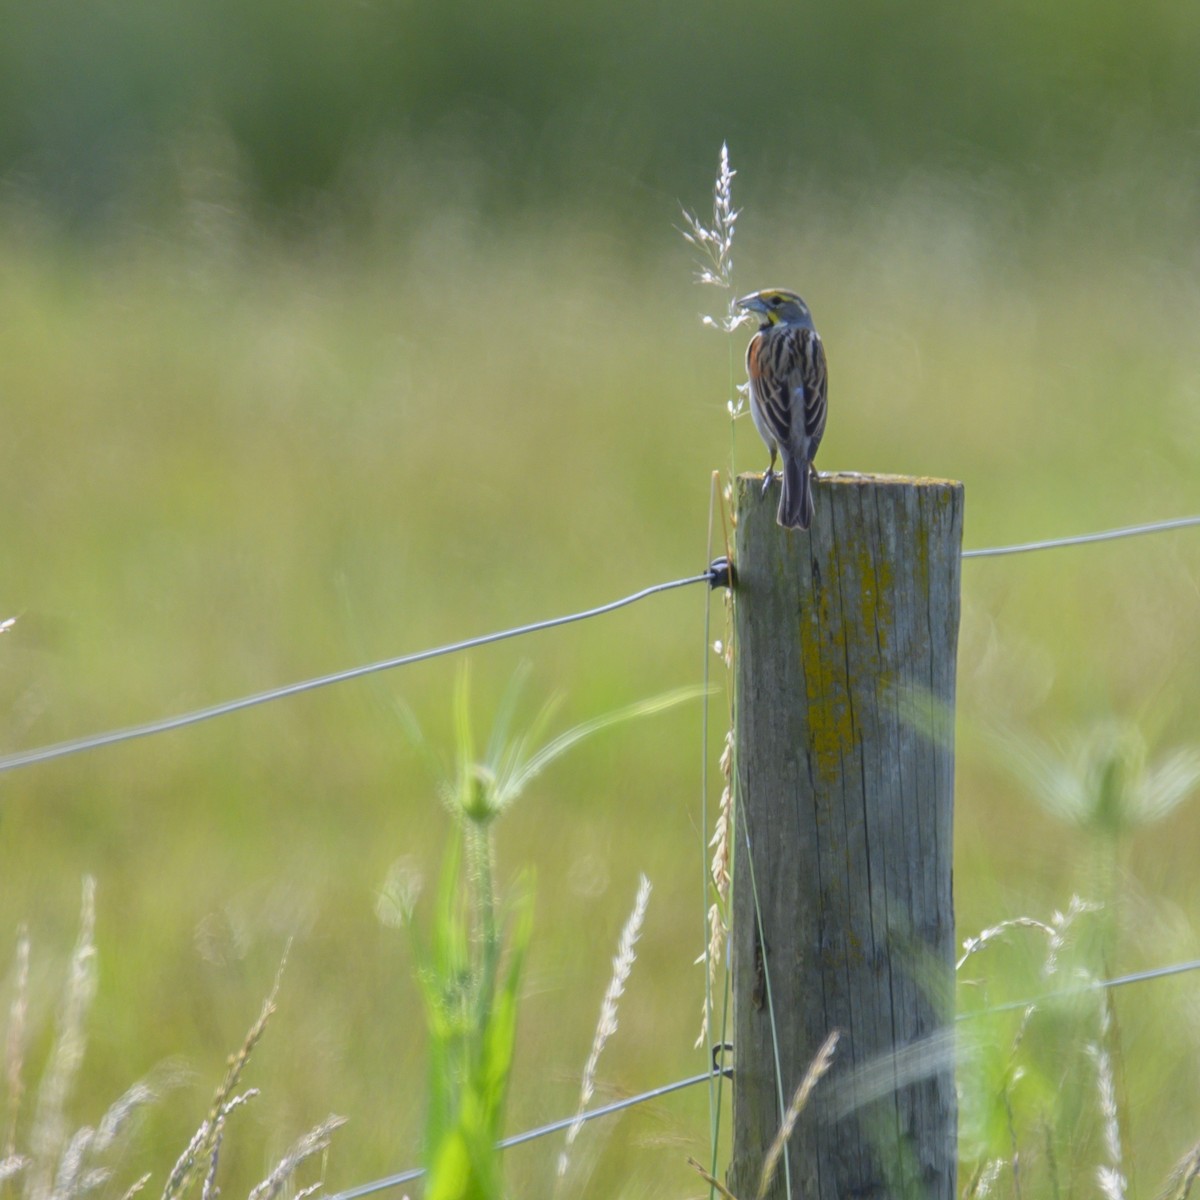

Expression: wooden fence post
xmin=728 ymin=472 xmax=964 ymax=1200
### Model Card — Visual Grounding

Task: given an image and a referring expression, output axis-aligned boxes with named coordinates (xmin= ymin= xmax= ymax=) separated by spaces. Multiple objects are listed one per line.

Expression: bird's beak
xmin=735 ymin=293 xmax=769 ymax=315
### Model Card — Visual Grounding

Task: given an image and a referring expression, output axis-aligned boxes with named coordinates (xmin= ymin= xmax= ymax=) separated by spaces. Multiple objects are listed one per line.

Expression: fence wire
xmin=961 ymin=512 xmax=1200 ymax=558
xmin=323 ymin=954 xmax=1200 ymax=1200
xmin=327 ymin=1067 xmax=725 ymax=1200
xmin=3 ymin=510 xmax=1198 ymax=1185
xmin=0 ymin=571 xmax=713 ymax=774
xmin=1 ymin=511 xmax=1198 ymax=776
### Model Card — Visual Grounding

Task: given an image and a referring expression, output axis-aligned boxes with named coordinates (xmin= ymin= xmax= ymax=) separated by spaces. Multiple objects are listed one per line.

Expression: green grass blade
xmin=506 ymin=684 xmax=712 ymax=798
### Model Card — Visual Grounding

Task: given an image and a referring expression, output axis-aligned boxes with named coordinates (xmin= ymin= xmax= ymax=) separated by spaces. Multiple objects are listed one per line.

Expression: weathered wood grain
xmin=729 ymin=472 xmax=963 ymax=1200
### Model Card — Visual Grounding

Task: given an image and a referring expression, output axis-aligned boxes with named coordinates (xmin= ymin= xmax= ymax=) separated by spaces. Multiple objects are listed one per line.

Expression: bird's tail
xmin=777 ymin=455 xmax=814 ymax=530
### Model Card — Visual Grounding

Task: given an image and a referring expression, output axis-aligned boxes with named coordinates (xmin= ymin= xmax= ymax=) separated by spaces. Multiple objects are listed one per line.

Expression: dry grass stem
xmin=680 ymin=143 xmax=738 ymax=287
xmin=1158 ymin=1140 xmax=1200 ymax=1200
xmin=94 ymin=1084 xmax=157 ymax=1154
xmin=957 ymin=896 xmax=1101 ymax=979
xmin=957 ymin=918 xmax=1055 ymax=970
xmin=161 ymin=1119 xmax=217 ymax=1200
xmin=711 ymin=733 xmax=734 ymax=901
xmin=1088 ymin=991 xmax=1125 ymax=1198
xmin=5 ymin=929 xmax=30 ymax=1163
xmin=1 ymin=1157 xmax=28 ymax=1186
xmin=1098 ymin=1165 xmax=1129 ymax=1200
xmin=28 ymin=879 xmax=97 ymax=1200
xmin=53 ymin=1125 xmax=97 ymax=1198
xmin=1089 ymin=1038 xmax=1122 ymax=1165
xmin=2 ymin=897 xmax=158 ymax=1200
xmin=1044 ymin=897 xmax=1102 ymax=976
xmin=693 ymin=901 xmax=725 ymax=1050
xmin=161 ymin=945 xmax=290 ymax=1200
xmin=959 ymin=896 xmax=1132 ymax=1199
xmin=246 ymin=1115 xmax=346 ymax=1200
xmin=1004 ymin=1085 xmax=1022 ymax=1200
xmin=200 ymin=1131 xmax=223 ymax=1200
xmin=695 ymin=730 xmax=735 ymax=1049
xmin=119 ymin=1174 xmax=151 ymax=1200
xmin=556 ymin=875 xmax=652 ymax=1180
xmin=686 ymin=1155 xmax=739 ymax=1200
xmin=679 ymin=143 xmax=747 ymax=338
xmin=756 ymin=1030 xmax=840 ymax=1200
xmin=2 ymin=893 xmax=321 ymax=1200
xmin=964 ymin=1158 xmax=1003 ymax=1199
xmin=824 ymin=1025 xmax=959 ymax=1124
xmin=210 ymin=945 xmax=289 ymax=1120
xmin=989 ymin=1006 xmax=1036 ymax=1200
xmin=160 ymin=1087 xmax=260 ymax=1200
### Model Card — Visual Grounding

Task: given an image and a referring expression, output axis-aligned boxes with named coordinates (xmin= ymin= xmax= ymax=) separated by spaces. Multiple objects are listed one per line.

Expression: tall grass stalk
xmin=953 ymin=893 xmax=1175 ymax=1198
xmin=2 ymin=887 xmax=339 ymax=1200
xmin=3 ymin=927 xmax=29 ymax=1172
xmin=1088 ymin=992 xmax=1126 ymax=1200
xmin=1160 ymin=1141 xmax=1200 ymax=1200
xmin=27 ymin=880 xmax=97 ymax=1200
xmin=984 ymin=720 xmax=1200 ymax=1193
xmin=246 ymin=1117 xmax=347 ymax=1200
xmin=394 ymin=669 xmax=698 ymax=1200
xmin=555 ymin=874 xmax=651 ymax=1186
xmin=680 ymin=142 xmax=749 ymax=538
xmin=682 ymin=143 xmax=749 ymax=1196
xmin=398 ymin=663 xmax=707 ymax=829
xmin=411 ymin=826 xmax=531 ymax=1200
xmin=756 ymin=1031 xmax=839 ymax=1200
xmin=683 ymin=1031 xmax=838 ymax=1200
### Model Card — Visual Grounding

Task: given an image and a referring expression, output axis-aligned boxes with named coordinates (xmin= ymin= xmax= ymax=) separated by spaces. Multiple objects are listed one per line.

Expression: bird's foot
xmin=760 ymin=469 xmax=775 ymax=497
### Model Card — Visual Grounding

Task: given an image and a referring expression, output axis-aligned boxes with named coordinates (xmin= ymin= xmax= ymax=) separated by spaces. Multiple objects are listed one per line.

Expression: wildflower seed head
xmin=680 ymin=143 xmax=751 ymax=333
xmin=375 ymin=859 xmax=424 ymax=928
xmin=460 ymin=763 xmax=500 ymax=825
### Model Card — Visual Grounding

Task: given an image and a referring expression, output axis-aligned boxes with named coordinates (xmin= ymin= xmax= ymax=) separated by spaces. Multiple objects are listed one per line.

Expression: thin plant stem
xmin=702 ymin=473 xmax=717 ymax=1147
xmin=728 ymin=337 xmax=740 ymax=499
xmin=709 ymin=953 xmax=733 ymax=1191
xmin=467 ymin=822 xmax=500 ymax=1030
xmin=740 ymin=812 xmax=792 ymax=1200
xmin=684 ymin=140 xmax=748 ymax=1200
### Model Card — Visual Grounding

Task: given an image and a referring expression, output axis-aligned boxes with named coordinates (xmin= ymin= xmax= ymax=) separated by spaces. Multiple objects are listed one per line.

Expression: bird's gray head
xmin=735 ymin=288 xmax=815 ymax=331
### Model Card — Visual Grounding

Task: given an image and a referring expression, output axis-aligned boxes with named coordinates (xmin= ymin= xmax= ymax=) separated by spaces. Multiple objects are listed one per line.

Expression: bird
xmin=736 ymin=288 xmax=828 ymax=530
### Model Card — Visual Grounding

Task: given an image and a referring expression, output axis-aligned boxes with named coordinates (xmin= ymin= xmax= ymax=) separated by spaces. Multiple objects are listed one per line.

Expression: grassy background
xmin=3 ymin=2 xmax=1200 ymax=1194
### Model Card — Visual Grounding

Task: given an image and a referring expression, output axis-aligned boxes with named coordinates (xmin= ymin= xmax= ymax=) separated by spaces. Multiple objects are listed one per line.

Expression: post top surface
xmin=737 ymin=470 xmax=963 ymax=489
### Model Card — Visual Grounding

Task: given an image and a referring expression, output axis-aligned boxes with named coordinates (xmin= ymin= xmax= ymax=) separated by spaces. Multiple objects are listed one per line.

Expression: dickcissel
xmin=736 ymin=288 xmax=828 ymax=530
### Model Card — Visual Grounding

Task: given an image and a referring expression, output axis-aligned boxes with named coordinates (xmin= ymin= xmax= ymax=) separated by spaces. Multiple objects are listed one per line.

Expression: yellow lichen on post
xmin=729 ymin=471 xmax=964 ymax=1200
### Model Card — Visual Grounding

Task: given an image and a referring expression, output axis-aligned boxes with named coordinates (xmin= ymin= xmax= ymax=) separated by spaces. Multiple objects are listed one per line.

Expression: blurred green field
xmin=2 ymin=161 xmax=1200 ymax=1199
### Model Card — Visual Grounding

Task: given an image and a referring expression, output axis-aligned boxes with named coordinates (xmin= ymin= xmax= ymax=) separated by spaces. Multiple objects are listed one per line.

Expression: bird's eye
xmin=769 ymin=295 xmax=782 ymax=306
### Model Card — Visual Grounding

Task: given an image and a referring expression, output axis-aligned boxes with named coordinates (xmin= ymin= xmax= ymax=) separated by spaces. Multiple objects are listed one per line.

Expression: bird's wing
xmin=747 ymin=328 xmax=794 ymax=446
xmin=751 ymin=326 xmax=828 ymax=453
xmin=794 ymin=328 xmax=828 ymax=446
